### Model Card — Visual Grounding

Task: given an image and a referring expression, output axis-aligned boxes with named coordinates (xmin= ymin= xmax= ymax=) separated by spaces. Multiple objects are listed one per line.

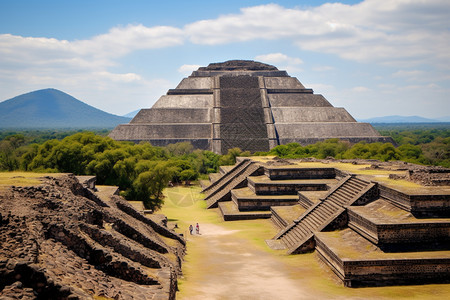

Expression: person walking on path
xmin=189 ymin=224 xmax=193 ymax=235
xmin=196 ymin=223 xmax=200 ymax=234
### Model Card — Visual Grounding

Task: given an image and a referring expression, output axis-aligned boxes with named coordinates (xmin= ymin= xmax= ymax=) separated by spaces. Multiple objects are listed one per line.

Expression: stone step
xmin=303 ymin=216 xmax=319 ymax=230
xmin=282 ymin=232 xmax=295 ymax=247
xmin=204 ymin=159 xmax=251 ymax=197
xmin=290 ymin=227 xmax=303 ymax=241
xmin=335 ymin=187 xmax=356 ymax=199
xmin=320 ymin=202 xmax=335 ymax=215
xmin=329 ymin=194 xmax=347 ymax=206
xmin=341 ymin=185 xmax=360 ymax=195
xmin=308 ymin=212 xmax=322 ymax=225
xmin=294 ymin=226 xmax=307 ymax=238
xmin=206 ymin=163 xmax=260 ymax=208
xmin=315 ymin=206 xmax=331 ymax=220
xmin=329 ymin=197 xmax=347 ymax=208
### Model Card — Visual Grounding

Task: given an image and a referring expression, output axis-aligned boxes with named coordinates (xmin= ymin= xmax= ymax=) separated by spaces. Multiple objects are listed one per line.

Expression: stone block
xmin=152 ymin=95 xmax=213 ymax=108
xmin=264 ymin=77 xmax=305 ymax=89
xmin=271 ymin=107 xmax=356 ymax=123
xmin=268 ymin=94 xmax=333 ymax=107
xmin=131 ymin=108 xmax=211 ymax=124
xmin=275 ymin=122 xmax=381 ymax=138
xmin=109 ymin=124 xmax=211 ymax=139
xmin=176 ymin=77 xmax=213 ymax=89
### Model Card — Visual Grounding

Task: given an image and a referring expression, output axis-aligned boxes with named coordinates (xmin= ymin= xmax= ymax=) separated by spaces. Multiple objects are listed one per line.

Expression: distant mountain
xmin=359 ymin=115 xmax=444 ymax=123
xmin=123 ymin=109 xmax=140 ymax=118
xmin=0 ymin=89 xmax=131 ymax=129
xmin=436 ymin=116 xmax=450 ymax=122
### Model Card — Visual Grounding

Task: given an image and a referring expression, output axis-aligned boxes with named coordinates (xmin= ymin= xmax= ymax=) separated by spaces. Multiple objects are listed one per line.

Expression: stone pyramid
xmin=110 ymin=60 xmax=393 ymax=154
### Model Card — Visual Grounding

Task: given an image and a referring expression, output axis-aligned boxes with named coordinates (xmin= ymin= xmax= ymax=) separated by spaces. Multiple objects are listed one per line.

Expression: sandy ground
xmin=180 ymin=223 xmax=315 ymax=300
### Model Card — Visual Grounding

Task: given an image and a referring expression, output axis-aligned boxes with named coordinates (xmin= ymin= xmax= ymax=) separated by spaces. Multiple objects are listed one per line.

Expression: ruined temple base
xmin=315 ymin=229 xmax=450 ymax=287
xmin=218 ymin=201 xmax=271 ymax=221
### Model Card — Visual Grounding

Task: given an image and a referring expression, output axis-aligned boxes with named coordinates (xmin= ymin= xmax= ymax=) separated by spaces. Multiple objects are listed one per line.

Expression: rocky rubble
xmin=0 ymin=174 xmax=185 ymax=299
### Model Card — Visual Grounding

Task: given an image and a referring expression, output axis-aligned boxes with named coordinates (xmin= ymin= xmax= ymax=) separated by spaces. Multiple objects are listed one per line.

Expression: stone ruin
xmin=201 ymin=157 xmax=450 ymax=287
xmin=109 ymin=60 xmax=393 ymax=154
xmin=0 ymin=174 xmax=185 ymax=299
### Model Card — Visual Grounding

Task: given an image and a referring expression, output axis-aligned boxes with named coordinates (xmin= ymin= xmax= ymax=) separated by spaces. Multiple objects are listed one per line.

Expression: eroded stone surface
xmin=0 ymin=174 xmax=185 ymax=299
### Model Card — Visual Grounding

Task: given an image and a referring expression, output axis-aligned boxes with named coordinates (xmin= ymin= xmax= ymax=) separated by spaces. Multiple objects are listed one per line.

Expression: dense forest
xmin=0 ymin=126 xmax=448 ymax=209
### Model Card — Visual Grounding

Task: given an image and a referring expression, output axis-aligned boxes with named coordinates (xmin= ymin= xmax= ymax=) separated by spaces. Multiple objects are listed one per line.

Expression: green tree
xmin=132 ymin=161 xmax=178 ymax=210
xmin=219 ymin=148 xmax=250 ymax=165
xmin=179 ymin=169 xmax=199 ymax=185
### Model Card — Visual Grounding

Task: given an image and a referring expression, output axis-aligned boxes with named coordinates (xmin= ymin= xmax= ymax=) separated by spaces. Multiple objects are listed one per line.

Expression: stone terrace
xmin=202 ymin=157 xmax=450 ymax=286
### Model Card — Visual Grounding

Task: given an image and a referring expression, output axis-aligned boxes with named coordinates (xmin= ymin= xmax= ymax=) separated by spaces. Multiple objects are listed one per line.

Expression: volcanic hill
xmin=0 ymin=89 xmax=130 ymax=129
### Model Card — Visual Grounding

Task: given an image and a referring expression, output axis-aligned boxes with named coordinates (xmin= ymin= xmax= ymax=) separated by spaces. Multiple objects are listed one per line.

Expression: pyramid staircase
xmin=270 ymin=175 xmax=376 ymax=254
xmin=203 ymin=159 xmax=262 ymax=209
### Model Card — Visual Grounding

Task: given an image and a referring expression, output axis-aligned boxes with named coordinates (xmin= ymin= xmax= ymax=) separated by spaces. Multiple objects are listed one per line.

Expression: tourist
xmin=189 ymin=224 xmax=193 ymax=235
xmin=196 ymin=223 xmax=200 ymax=234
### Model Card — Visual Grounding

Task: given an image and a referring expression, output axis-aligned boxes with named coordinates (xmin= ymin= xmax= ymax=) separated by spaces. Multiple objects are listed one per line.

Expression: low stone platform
xmin=298 ymin=190 xmax=329 ymax=208
xmin=75 ymin=175 xmax=96 ymax=189
xmin=218 ymin=201 xmax=271 ymax=221
xmin=247 ymin=175 xmax=335 ymax=195
xmin=264 ymin=167 xmax=336 ymax=180
xmin=208 ymin=173 xmax=222 ymax=184
xmin=315 ymin=229 xmax=450 ymax=287
xmin=348 ymin=199 xmax=450 ymax=247
xmin=199 ymin=179 xmax=211 ymax=189
xmin=379 ymin=184 xmax=450 ymax=217
xmin=231 ymin=187 xmax=299 ymax=211
xmin=219 ymin=165 xmax=234 ymax=174
xmin=271 ymin=205 xmax=307 ymax=228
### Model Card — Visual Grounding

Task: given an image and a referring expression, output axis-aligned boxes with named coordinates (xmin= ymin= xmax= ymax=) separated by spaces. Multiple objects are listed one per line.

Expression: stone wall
xmin=152 ymin=94 xmax=214 ymax=108
xmin=264 ymin=77 xmax=305 ymax=89
xmin=380 ymin=185 xmax=450 ymax=217
xmin=264 ymin=167 xmax=336 ymax=180
xmin=248 ymin=178 xmax=329 ymax=195
xmin=275 ymin=122 xmax=381 ymax=138
xmin=268 ymin=94 xmax=332 ymax=107
xmin=315 ymin=233 xmax=450 ymax=287
xmin=176 ymin=77 xmax=213 ymax=89
xmin=271 ymin=107 xmax=356 ymax=123
xmin=109 ymin=124 xmax=211 ymax=139
xmin=131 ymin=108 xmax=211 ymax=124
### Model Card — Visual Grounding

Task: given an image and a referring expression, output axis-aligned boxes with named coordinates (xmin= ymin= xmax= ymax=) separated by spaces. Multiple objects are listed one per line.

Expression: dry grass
xmin=0 ymin=171 xmax=60 ymax=191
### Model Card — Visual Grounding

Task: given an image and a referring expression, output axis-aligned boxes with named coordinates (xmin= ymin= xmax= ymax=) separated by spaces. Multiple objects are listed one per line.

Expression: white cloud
xmin=254 ymin=53 xmax=302 ymax=65
xmin=254 ymin=53 xmax=303 ymax=74
xmin=351 ymin=86 xmax=371 ymax=92
xmin=0 ymin=24 xmax=184 ymax=114
xmin=178 ymin=64 xmax=201 ymax=76
xmin=312 ymin=66 xmax=335 ymax=72
xmin=1 ymin=0 xmax=449 ymax=118
xmin=95 ymin=72 xmax=142 ymax=83
xmin=392 ymin=70 xmax=424 ymax=79
xmin=185 ymin=1 xmax=450 ymax=67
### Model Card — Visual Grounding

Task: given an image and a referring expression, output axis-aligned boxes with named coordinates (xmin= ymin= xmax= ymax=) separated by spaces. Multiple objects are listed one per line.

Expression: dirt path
xmin=179 ymin=223 xmax=314 ymax=300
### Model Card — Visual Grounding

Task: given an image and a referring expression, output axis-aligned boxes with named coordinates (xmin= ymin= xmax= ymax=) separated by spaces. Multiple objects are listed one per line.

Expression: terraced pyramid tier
xmin=110 ymin=60 xmax=393 ymax=154
xmin=315 ymin=229 xmax=450 ymax=287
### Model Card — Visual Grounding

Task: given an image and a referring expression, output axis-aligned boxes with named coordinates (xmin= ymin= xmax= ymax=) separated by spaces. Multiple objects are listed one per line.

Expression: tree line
xmin=0 ymin=132 xmax=223 ymax=210
xmin=0 ymin=128 xmax=448 ymax=209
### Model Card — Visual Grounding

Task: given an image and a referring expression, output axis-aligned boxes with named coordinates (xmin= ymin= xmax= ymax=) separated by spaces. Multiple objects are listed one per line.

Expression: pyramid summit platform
xmin=110 ymin=60 xmax=393 ymax=154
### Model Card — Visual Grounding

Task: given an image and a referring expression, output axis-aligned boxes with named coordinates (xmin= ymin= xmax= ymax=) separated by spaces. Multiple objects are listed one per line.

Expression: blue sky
xmin=0 ymin=0 xmax=449 ymax=119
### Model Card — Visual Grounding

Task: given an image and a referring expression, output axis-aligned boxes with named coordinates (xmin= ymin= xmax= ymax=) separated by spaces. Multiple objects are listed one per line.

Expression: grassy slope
xmin=160 ymin=185 xmax=450 ymax=300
